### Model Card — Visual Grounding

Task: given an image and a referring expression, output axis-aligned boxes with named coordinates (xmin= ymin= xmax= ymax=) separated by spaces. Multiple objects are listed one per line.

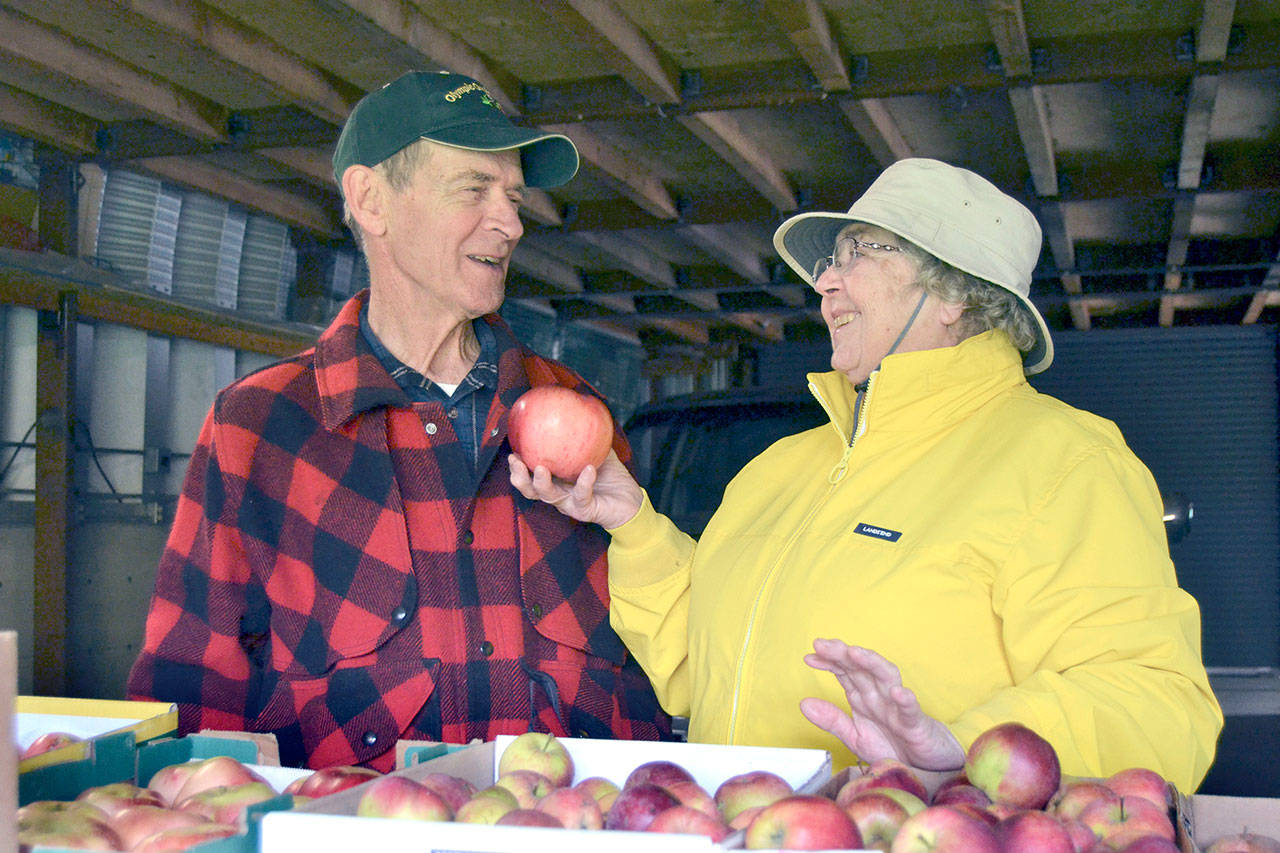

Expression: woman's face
xmin=811 ymin=225 xmax=962 ymax=386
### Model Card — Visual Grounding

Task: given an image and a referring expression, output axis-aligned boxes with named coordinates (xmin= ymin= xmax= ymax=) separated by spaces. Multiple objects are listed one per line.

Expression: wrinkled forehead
xmin=834 ymin=222 xmax=900 ymax=245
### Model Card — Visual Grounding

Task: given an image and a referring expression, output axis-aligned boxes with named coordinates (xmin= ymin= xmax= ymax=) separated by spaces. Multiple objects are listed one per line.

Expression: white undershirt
xmin=434 ymin=381 xmax=459 ymax=396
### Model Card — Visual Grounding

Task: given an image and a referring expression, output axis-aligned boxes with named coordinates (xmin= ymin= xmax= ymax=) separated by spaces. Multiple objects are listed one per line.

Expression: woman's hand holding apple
xmin=508 ymin=449 xmax=644 ymax=531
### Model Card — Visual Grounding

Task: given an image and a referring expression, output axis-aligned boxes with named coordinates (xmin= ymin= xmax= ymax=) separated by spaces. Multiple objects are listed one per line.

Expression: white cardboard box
xmin=261 ymin=735 xmax=833 ymax=852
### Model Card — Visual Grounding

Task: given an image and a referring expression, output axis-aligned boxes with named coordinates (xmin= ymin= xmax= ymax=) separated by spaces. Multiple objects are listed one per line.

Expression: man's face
xmin=379 ymin=143 xmax=526 ymax=321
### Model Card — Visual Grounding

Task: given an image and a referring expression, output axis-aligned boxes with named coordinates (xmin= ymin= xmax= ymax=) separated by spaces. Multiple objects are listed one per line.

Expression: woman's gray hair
xmin=341 ymin=138 xmax=435 ymax=249
xmin=897 ymin=239 xmax=1039 ymax=354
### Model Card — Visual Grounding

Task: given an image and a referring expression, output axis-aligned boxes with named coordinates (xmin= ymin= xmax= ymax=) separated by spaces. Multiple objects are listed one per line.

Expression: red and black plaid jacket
xmin=127 ymin=291 xmax=670 ymax=769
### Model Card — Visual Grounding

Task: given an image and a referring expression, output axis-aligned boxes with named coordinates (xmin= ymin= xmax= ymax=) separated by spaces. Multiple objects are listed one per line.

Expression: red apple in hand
xmin=964 ymin=721 xmax=1061 ymax=810
xmin=508 ymin=386 xmax=614 ymax=480
xmin=743 ymin=794 xmax=862 ymax=850
xmin=21 ymin=730 xmax=82 ymax=759
xmin=497 ymin=731 xmax=575 ymax=788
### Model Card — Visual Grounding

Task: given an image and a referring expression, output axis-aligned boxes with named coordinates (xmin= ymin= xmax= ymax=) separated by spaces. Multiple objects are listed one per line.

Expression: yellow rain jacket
xmin=608 ymin=330 xmax=1221 ymax=793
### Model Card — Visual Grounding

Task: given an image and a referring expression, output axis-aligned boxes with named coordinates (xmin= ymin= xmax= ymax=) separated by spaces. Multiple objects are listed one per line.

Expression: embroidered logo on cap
xmin=854 ymin=522 xmax=902 ymax=542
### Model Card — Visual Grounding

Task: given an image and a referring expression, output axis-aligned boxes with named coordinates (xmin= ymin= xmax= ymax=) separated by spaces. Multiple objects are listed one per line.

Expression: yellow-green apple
xmin=1049 ymin=779 xmax=1121 ymax=820
xmin=416 ymin=772 xmax=477 ymax=812
xmin=508 ymin=387 xmax=614 ymax=481
xmin=840 ymin=758 xmax=930 ymax=803
xmin=842 ymin=785 xmax=927 ymax=817
xmin=993 ymin=809 xmax=1076 ymax=853
xmin=714 ymin=770 xmax=793 ymax=824
xmin=17 ymin=800 xmax=122 ymax=851
xmin=840 ymin=789 xmax=914 ymax=852
xmin=1078 ymin=795 xmax=1175 ymax=848
xmin=534 ymin=786 xmax=605 ymax=829
xmin=149 ymin=755 xmax=267 ymax=807
xmin=130 ymin=822 xmax=239 ymax=852
xmin=283 ymin=765 xmax=381 ymax=798
xmin=623 ymin=760 xmax=696 ymax=791
xmin=495 ymin=769 xmax=556 ymax=808
xmin=1115 ymin=837 xmax=1182 ymax=853
xmin=646 ymin=805 xmax=731 ymax=841
xmin=1205 ymin=833 xmax=1280 ymax=853
xmin=110 ymin=804 xmax=210 ymax=849
xmin=176 ymin=780 xmax=277 ymax=824
xmin=890 ymin=804 xmax=1001 ymax=853
xmin=496 ymin=808 xmax=564 ymax=828
xmin=21 ymin=731 xmax=82 ymax=759
xmin=743 ymin=794 xmax=862 ymax=850
xmin=497 ymin=732 xmax=575 ymax=789
xmin=663 ymin=779 xmax=719 ymax=821
xmin=573 ymin=776 xmax=620 ymax=812
xmin=77 ymin=781 xmax=166 ymax=818
xmin=1104 ymin=767 xmax=1172 ymax=810
xmin=604 ymin=782 xmax=680 ymax=831
xmin=964 ymin=722 xmax=1061 ymax=810
xmin=454 ymin=786 xmax=519 ymax=825
xmin=356 ymin=776 xmax=453 ymax=822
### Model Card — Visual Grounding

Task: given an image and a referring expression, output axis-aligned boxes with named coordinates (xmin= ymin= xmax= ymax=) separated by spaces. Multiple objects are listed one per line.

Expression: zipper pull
xmin=828 ymin=443 xmax=853 ymax=484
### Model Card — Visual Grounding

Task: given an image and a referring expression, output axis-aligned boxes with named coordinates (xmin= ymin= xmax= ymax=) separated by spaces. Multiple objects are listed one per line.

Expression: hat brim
xmin=426 ymin=123 xmax=579 ymax=189
xmin=773 ymin=211 xmax=1054 ymax=375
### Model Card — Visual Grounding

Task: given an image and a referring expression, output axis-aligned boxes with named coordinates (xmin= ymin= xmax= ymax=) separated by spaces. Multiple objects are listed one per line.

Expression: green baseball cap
xmin=332 ymin=71 xmax=579 ymax=190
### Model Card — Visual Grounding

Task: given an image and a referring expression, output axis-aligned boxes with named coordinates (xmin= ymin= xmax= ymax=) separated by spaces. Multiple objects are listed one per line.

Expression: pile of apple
xmin=16 ymin=753 xmax=384 ymax=852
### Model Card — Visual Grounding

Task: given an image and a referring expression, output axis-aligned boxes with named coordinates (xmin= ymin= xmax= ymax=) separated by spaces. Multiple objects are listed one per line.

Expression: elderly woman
xmin=509 ymin=158 xmax=1222 ymax=793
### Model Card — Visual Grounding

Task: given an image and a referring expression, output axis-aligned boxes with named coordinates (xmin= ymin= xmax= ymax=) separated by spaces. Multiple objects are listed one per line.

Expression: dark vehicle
xmin=624 ymin=388 xmax=1192 ymax=543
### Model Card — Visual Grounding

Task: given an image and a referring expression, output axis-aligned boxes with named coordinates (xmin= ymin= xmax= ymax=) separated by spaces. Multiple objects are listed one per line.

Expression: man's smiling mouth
xmin=470 ymin=254 xmax=504 ymax=266
xmin=833 ymin=313 xmax=855 ymax=328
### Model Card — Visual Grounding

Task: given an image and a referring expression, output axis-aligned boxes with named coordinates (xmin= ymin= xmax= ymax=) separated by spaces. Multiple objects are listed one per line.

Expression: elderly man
xmin=128 ymin=71 xmax=670 ymax=770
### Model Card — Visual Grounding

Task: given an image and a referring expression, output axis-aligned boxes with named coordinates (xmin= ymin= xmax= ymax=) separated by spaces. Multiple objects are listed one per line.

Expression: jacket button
xmin=391 ymin=607 xmax=408 ymax=624
xmin=479 ymin=640 xmax=494 ymax=657
xmin=528 ymin=603 xmax=543 ymax=619
xmin=362 ymin=731 xmax=378 ymax=747
xmin=425 ymin=422 xmax=438 ymax=435
xmin=461 ymin=530 xmax=474 ymax=545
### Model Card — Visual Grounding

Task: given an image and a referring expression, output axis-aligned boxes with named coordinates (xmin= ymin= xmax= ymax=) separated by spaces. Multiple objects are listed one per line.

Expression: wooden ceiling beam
xmin=549 ymin=0 xmax=681 ymax=103
xmin=137 ymin=156 xmax=341 ymax=237
xmin=0 ymin=6 xmax=227 ymax=142
xmin=574 ymin=232 xmax=677 ymax=289
xmin=326 ymin=0 xmax=523 ymax=113
xmin=981 ymin=0 xmax=1057 ymax=196
xmin=510 ymin=243 xmax=584 ymax=294
xmin=1036 ymin=200 xmax=1091 ymax=331
xmin=0 ymin=83 xmax=97 ymax=156
xmin=543 ymin=123 xmax=678 ymax=220
xmin=764 ymin=0 xmax=849 ymax=91
xmin=677 ymin=110 xmax=797 ymax=212
xmin=1242 ymin=244 xmax=1280 ymax=324
xmin=112 ymin=0 xmax=358 ymax=125
xmin=837 ymin=98 xmax=913 ymax=167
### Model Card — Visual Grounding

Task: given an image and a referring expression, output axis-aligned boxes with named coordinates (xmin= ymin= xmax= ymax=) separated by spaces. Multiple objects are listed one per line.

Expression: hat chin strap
xmin=854 ymin=289 xmax=929 ymax=393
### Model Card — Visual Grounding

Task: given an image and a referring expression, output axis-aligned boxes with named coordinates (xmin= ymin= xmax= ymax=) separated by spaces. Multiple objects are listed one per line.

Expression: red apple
xmin=573 ymin=776 xmax=621 ymax=812
xmin=994 ymin=809 xmax=1076 ymax=853
xmin=1061 ymin=816 xmax=1099 ymax=852
xmin=604 ymin=782 xmax=679 ymax=831
xmin=1078 ymin=795 xmax=1175 ymax=848
xmin=713 ymin=770 xmax=792 ymax=824
xmin=1104 ymin=767 xmax=1171 ymax=810
xmin=1205 ymin=833 xmax=1280 ymax=853
xmin=176 ymin=780 xmax=277 ymax=825
xmin=495 ymin=769 xmax=556 ymax=808
xmin=1115 ymin=837 xmax=1182 ymax=853
xmin=729 ymin=804 xmax=765 ymax=830
xmin=623 ymin=759 xmax=696 ymax=791
xmin=111 ymin=804 xmax=211 ymax=849
xmin=454 ymin=786 xmax=519 ymax=825
xmin=1050 ymin=779 xmax=1121 ymax=820
xmin=151 ymin=755 xmax=267 ymax=807
xmin=743 ymin=794 xmax=862 ymax=850
xmin=930 ymin=783 xmax=992 ymax=809
xmin=965 ymin=721 xmax=1061 ymax=810
xmin=508 ymin=386 xmax=614 ymax=480
xmin=284 ymin=765 xmax=381 ymax=798
xmin=662 ymin=780 xmax=720 ymax=821
xmin=840 ymin=789 xmax=913 ymax=851
xmin=496 ymin=808 xmax=564 ymax=828
xmin=646 ymin=804 xmax=731 ymax=841
xmin=130 ymin=822 xmax=239 ymax=852
xmin=21 ymin=730 xmax=82 ymax=759
xmin=534 ymin=786 xmax=605 ymax=829
xmin=416 ymin=772 xmax=478 ymax=812
xmin=356 ymin=776 xmax=453 ymax=822
xmin=840 ymin=758 xmax=930 ymax=803
xmin=17 ymin=800 xmax=122 ymax=851
xmin=497 ymin=731 xmax=575 ymax=789
xmin=77 ymin=781 xmax=166 ymax=818
xmin=838 ymin=782 xmax=927 ymax=816
xmin=891 ymin=804 xmax=1002 ymax=853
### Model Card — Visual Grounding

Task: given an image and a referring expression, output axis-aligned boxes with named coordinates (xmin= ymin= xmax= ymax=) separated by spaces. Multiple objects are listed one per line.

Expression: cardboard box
xmin=17 ymin=695 xmax=178 ymax=774
xmin=1179 ymin=791 xmax=1280 ymax=853
xmin=260 ymin=735 xmax=833 ymax=852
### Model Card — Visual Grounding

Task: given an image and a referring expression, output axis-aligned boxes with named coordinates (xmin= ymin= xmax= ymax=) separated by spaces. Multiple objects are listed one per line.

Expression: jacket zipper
xmin=725 ymin=373 xmax=874 ymax=739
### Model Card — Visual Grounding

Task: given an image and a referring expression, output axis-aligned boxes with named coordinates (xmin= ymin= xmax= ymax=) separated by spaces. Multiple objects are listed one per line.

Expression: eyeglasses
xmin=811 ymin=238 xmax=903 ymax=283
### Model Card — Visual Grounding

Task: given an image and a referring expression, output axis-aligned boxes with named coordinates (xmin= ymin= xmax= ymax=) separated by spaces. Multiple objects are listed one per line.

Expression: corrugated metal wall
xmin=753 ymin=326 xmax=1280 ymax=668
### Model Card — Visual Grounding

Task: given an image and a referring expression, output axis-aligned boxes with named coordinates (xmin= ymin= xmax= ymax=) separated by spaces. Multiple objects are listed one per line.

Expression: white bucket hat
xmin=773 ymin=157 xmax=1053 ymax=375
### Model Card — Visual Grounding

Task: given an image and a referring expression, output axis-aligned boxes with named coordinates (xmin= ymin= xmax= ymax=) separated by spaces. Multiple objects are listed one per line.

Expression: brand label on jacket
xmin=854 ymin=522 xmax=902 ymax=542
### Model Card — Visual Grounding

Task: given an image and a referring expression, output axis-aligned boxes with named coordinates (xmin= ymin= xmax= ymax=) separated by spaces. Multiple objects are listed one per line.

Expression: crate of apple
xmin=16 ymin=754 xmax=377 ymax=852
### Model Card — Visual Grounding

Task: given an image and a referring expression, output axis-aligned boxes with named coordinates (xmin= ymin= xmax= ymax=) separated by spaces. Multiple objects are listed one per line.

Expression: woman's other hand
xmin=508 ymin=449 xmax=644 ymax=530
xmin=800 ymin=638 xmax=965 ymax=772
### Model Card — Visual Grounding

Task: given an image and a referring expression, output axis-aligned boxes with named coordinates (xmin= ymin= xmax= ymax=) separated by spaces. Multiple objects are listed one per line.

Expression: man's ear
xmin=341 ymin=165 xmax=388 ymax=238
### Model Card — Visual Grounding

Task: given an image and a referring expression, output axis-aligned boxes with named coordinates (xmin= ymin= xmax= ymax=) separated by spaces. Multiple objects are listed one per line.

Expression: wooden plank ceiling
xmin=2 ymin=0 xmax=1279 ymax=363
